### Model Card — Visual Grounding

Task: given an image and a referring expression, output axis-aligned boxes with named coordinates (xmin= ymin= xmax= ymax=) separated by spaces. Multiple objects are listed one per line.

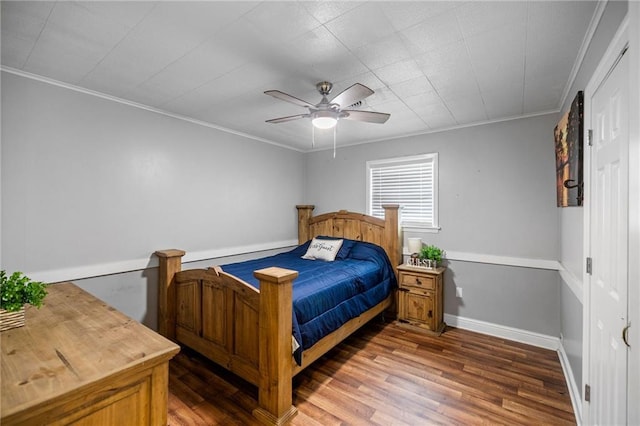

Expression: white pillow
xmin=302 ymin=238 xmax=344 ymax=262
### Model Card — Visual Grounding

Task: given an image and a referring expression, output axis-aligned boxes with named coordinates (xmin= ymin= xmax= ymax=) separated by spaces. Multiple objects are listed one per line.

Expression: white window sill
xmin=402 ymin=225 xmax=441 ymax=233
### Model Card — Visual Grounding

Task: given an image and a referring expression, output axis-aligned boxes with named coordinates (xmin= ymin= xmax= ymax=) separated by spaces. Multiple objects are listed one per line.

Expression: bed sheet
xmin=220 ymin=238 xmax=397 ymax=364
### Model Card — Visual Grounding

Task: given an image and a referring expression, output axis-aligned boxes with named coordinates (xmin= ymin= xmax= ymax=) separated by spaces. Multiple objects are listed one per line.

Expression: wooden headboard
xmin=296 ymin=204 xmax=402 ymax=272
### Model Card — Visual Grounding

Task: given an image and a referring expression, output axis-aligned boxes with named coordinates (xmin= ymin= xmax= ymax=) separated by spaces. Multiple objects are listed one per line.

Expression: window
xmin=367 ymin=153 xmax=439 ymax=231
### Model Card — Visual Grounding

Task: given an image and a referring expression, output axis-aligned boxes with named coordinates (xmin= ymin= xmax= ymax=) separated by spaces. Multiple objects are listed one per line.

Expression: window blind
xmin=368 ymin=154 xmax=438 ymax=229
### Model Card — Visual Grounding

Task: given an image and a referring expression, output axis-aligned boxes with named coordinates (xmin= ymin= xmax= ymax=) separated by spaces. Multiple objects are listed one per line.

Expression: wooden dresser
xmin=397 ymin=264 xmax=446 ymax=335
xmin=1 ymin=282 xmax=180 ymax=425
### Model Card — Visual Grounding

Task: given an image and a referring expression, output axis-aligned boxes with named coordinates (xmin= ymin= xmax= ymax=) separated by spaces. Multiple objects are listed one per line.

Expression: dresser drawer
xmin=399 ymin=272 xmax=435 ymax=289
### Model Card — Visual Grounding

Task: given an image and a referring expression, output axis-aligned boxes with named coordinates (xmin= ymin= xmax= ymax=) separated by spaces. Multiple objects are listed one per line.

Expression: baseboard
xmin=558 ymin=341 xmax=583 ymax=425
xmin=443 ymin=314 xmax=560 ymax=350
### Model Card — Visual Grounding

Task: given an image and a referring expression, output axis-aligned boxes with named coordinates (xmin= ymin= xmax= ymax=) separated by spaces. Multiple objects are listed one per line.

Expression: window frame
xmin=366 ymin=153 xmax=440 ymax=232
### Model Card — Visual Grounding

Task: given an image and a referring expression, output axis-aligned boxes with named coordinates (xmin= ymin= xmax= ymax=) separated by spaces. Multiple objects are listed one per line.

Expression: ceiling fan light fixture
xmin=311 ymin=110 xmax=338 ymax=129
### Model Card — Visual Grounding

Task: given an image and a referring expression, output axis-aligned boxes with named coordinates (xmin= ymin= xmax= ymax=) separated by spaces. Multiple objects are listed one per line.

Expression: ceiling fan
xmin=264 ymin=81 xmax=390 ymax=130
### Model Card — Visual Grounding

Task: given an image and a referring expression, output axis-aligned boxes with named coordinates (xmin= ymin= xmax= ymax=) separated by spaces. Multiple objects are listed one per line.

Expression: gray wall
xmin=561 ymin=279 xmax=583 ymax=389
xmin=2 ymin=0 xmax=627 ymax=341
xmin=1 ymin=70 xmax=563 ymax=338
xmin=444 ymin=261 xmax=559 ymax=336
xmin=1 ymin=72 xmax=304 ymax=327
xmin=556 ymin=0 xmax=629 ymax=393
xmin=73 ymin=246 xmax=292 ymax=329
xmin=306 ymin=113 xmax=561 ymax=336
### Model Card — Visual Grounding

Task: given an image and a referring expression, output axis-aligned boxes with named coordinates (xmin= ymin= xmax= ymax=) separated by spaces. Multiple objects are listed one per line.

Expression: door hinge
xmin=585 ymin=384 xmax=591 ymax=402
xmin=586 ymin=257 xmax=592 ymax=275
xmin=588 ymin=129 xmax=593 ymax=146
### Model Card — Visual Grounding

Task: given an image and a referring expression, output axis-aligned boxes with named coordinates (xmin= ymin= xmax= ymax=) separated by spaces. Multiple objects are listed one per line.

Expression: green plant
xmin=419 ymin=245 xmax=444 ymax=262
xmin=0 ymin=270 xmax=47 ymax=312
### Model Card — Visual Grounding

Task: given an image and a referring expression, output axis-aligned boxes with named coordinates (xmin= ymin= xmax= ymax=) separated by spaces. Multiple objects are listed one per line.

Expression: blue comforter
xmin=220 ymin=238 xmax=397 ymax=364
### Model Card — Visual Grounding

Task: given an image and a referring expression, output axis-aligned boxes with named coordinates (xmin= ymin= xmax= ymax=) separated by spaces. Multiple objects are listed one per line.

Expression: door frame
xmin=627 ymin=3 xmax=640 ymax=425
xmin=582 ymin=11 xmax=639 ymax=424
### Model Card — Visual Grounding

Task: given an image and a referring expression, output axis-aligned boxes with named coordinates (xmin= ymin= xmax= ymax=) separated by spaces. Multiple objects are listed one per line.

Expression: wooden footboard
xmin=155 ymin=252 xmax=298 ymax=424
xmin=155 ymin=204 xmax=400 ymax=425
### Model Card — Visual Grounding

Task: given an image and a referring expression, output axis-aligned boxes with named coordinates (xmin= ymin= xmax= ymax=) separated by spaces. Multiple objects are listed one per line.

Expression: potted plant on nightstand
xmin=419 ymin=244 xmax=444 ymax=268
xmin=0 ymin=270 xmax=47 ymax=332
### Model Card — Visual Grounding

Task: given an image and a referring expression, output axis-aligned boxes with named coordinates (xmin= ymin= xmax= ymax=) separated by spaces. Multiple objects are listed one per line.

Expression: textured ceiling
xmin=1 ymin=1 xmax=598 ymax=151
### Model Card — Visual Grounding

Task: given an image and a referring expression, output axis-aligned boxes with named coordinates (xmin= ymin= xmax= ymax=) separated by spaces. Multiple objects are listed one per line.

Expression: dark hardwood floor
xmin=168 ymin=320 xmax=576 ymax=425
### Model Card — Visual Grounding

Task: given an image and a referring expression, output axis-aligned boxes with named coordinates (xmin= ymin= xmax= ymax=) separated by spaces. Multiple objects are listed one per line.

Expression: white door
xmin=588 ymin=47 xmax=629 ymax=425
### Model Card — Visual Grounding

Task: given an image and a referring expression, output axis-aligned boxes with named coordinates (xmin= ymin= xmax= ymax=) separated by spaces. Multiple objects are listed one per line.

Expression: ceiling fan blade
xmin=264 ymin=90 xmax=315 ymax=109
xmin=342 ymin=110 xmax=390 ymax=124
xmin=329 ymin=83 xmax=374 ymax=108
xmin=265 ymin=114 xmax=309 ymax=124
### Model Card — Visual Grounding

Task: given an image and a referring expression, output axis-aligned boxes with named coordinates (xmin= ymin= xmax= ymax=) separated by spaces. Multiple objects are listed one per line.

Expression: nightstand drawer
xmin=400 ymin=287 xmax=431 ymax=296
xmin=400 ymin=272 xmax=435 ymax=289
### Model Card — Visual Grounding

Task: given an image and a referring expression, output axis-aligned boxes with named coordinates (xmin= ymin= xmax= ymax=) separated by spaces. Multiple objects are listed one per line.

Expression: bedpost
xmin=154 ymin=249 xmax=185 ymax=340
xmin=382 ymin=204 xmax=402 ymax=271
xmin=296 ymin=205 xmax=315 ymax=245
xmin=252 ymin=267 xmax=299 ymax=425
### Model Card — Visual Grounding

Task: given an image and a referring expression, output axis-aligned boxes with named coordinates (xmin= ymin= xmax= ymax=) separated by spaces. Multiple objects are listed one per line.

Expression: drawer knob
xmin=415 ymin=278 xmax=421 ymax=284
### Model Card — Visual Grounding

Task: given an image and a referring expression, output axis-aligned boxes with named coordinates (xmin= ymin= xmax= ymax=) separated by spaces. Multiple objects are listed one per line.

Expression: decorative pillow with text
xmin=316 ymin=236 xmax=356 ymax=259
xmin=302 ymin=238 xmax=344 ymax=261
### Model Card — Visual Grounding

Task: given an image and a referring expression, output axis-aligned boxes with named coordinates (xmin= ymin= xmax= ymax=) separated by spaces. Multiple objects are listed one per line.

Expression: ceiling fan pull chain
xmin=333 ymin=126 xmax=337 ymax=158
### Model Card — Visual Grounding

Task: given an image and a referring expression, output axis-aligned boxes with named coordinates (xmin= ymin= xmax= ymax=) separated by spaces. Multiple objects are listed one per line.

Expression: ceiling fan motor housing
xmin=316 ymin=81 xmax=333 ymax=96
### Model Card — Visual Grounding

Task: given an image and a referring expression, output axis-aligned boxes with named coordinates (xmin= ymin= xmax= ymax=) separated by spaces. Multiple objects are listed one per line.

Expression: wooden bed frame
xmin=155 ymin=204 xmax=400 ymax=425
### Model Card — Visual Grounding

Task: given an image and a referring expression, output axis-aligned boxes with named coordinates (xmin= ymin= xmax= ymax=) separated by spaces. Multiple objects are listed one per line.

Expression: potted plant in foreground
xmin=0 ymin=270 xmax=47 ymax=332
xmin=419 ymin=244 xmax=444 ymax=268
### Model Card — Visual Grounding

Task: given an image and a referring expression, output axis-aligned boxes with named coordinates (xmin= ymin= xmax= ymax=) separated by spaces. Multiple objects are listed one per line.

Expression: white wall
xmin=1 ymin=72 xmax=305 ymax=326
xmin=306 ymin=113 xmax=561 ymax=337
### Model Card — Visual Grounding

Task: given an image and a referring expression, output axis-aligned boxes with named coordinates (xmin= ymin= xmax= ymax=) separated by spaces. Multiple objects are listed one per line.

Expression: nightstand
xmin=397 ymin=264 xmax=446 ymax=335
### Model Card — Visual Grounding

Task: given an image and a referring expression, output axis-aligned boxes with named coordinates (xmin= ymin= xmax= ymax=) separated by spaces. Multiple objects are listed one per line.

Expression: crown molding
xmin=310 ymin=109 xmax=560 ymax=153
xmin=0 ymin=66 xmax=304 ymax=153
xmin=558 ymin=0 xmax=608 ymax=111
xmin=2 ymin=66 xmax=561 ymax=155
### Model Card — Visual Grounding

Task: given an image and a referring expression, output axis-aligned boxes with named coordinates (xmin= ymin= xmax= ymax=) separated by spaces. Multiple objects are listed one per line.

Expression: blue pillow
xmin=315 ymin=236 xmax=356 ymax=260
